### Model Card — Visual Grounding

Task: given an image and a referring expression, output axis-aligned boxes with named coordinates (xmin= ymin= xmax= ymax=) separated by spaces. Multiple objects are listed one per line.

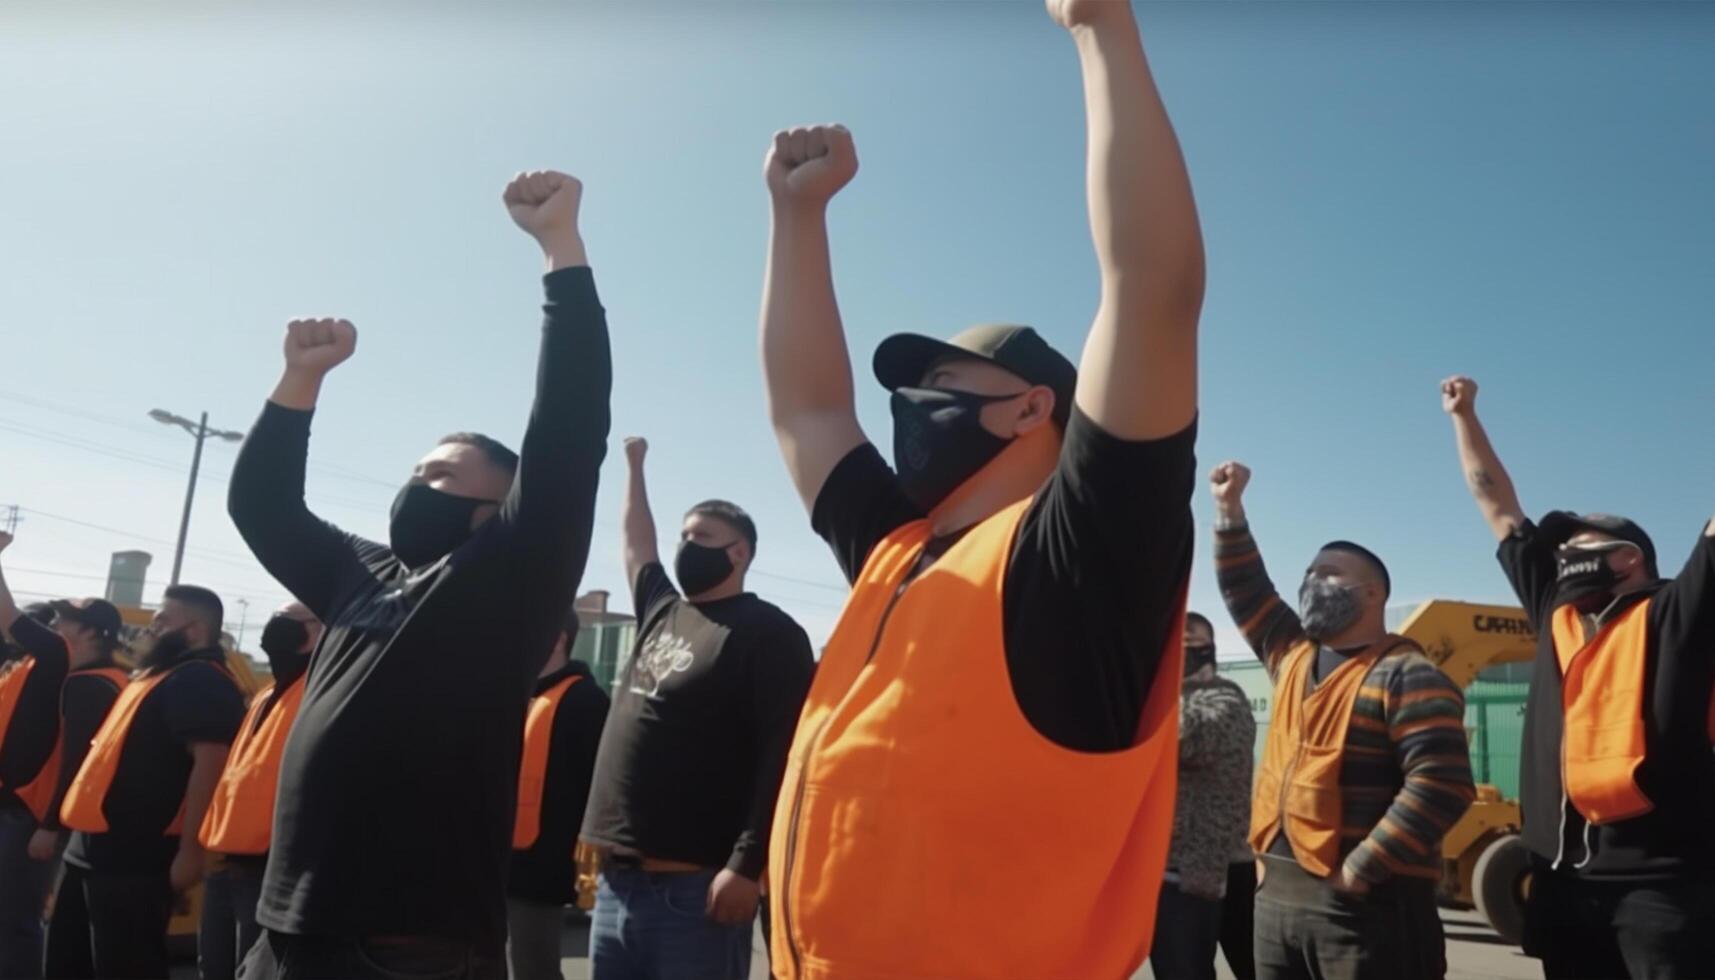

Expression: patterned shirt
xmin=1216 ymin=523 xmax=1475 ymax=884
xmin=1168 ymin=674 xmax=1256 ymax=898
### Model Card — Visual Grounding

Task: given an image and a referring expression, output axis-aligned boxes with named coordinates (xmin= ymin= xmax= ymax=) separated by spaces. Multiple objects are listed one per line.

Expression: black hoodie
xmin=1500 ymin=517 xmax=1715 ymax=878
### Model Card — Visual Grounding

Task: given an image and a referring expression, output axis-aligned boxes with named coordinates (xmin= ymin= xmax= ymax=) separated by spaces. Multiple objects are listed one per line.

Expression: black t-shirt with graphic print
xmin=580 ymin=563 xmax=814 ymax=880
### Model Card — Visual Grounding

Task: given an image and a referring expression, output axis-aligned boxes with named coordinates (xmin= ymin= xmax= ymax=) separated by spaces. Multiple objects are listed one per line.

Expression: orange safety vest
xmin=1249 ymin=634 xmax=1411 ymax=877
xmin=0 ymin=659 xmax=128 ymax=823
xmin=1549 ymin=598 xmax=1715 ymax=826
xmin=512 ymin=674 xmax=583 ymax=850
xmin=767 ymin=498 xmax=1185 ymax=980
xmin=61 ymin=660 xmax=234 ymax=835
xmin=198 ymin=676 xmax=306 ymax=855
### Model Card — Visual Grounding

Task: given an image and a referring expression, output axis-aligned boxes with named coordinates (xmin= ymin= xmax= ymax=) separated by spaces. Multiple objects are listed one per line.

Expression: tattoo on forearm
xmin=1467 ymin=468 xmax=1495 ymax=492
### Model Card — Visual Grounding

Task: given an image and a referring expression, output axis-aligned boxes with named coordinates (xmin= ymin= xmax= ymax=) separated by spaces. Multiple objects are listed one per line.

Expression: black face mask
xmin=138 ymin=627 xmax=192 ymax=672
xmin=1184 ymin=643 xmax=1217 ymax=677
xmin=259 ymin=616 xmax=312 ymax=684
xmin=676 ymin=540 xmax=735 ymax=598
xmin=389 ymin=483 xmax=498 ymax=569
xmin=890 ymin=387 xmax=1021 ymax=512
xmin=1556 ymin=546 xmax=1622 ymax=613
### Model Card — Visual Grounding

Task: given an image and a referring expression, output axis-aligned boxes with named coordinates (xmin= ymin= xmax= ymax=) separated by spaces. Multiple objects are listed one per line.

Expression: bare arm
xmin=620 ymin=438 xmax=659 ymax=597
xmin=1441 ymin=377 xmax=1526 ymax=541
xmin=1053 ymin=0 xmax=1204 ymax=441
xmin=170 ymin=742 xmax=230 ymax=891
xmin=760 ymin=126 xmax=868 ymax=513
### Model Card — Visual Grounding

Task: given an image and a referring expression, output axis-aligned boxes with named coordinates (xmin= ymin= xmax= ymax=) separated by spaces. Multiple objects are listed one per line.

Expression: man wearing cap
xmin=0 ymin=534 xmax=127 ymax=980
xmin=1210 ymin=461 xmax=1474 ymax=980
xmin=1443 ymin=376 xmax=1715 ymax=978
xmin=756 ymin=3 xmax=1202 ymax=975
xmin=46 ymin=584 xmax=245 ymax=980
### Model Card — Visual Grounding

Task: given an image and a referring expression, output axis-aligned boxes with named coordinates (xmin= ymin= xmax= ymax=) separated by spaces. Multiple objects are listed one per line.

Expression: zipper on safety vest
xmin=781 ymin=560 xmax=921 ymax=976
xmin=1554 ymin=615 xmax=1604 ymax=871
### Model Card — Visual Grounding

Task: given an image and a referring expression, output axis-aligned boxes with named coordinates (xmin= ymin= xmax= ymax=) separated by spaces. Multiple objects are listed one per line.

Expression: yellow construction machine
xmin=1395 ymin=600 xmax=1536 ymax=945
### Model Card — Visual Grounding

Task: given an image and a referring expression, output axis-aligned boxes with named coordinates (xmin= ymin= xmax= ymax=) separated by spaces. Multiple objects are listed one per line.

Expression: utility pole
xmin=235 ymin=598 xmax=251 ymax=651
xmin=2 ymin=504 xmax=17 ymax=535
xmin=149 ymin=409 xmax=245 ymax=586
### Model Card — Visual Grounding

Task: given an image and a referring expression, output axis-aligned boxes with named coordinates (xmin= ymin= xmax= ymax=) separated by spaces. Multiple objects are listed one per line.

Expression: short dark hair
xmin=439 ymin=432 xmax=519 ymax=476
xmin=163 ymin=584 xmax=224 ymax=633
xmin=1184 ymin=611 xmax=1214 ymax=637
xmin=1320 ymin=540 xmax=1392 ymax=598
xmin=685 ymin=500 xmax=758 ymax=553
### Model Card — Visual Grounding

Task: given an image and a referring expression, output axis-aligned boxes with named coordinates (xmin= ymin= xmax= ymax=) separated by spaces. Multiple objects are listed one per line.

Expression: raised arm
xmin=760 ymin=125 xmax=869 ymax=513
xmin=1051 ymin=0 xmax=1204 ymax=441
xmin=497 ymin=171 xmax=612 ymax=605
xmin=1441 ymin=377 xmax=1527 ymax=542
xmin=620 ymin=438 xmax=659 ymax=597
xmin=1210 ymin=462 xmax=1305 ymax=674
xmin=228 ymin=318 xmax=372 ymax=618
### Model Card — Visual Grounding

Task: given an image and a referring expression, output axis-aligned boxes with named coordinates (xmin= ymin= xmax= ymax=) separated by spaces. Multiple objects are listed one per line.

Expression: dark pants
xmin=0 ymin=805 xmax=56 ymax=980
xmin=42 ymin=864 xmax=173 ymax=980
xmin=588 ymin=867 xmax=751 ymax=980
xmin=1253 ymin=856 xmax=1444 ymax=980
xmin=236 ymin=930 xmax=505 ymax=980
xmin=1220 ymin=861 xmax=1258 ymax=980
xmin=506 ymin=898 xmax=565 ymax=980
xmin=199 ymin=863 xmax=265 ymax=980
xmin=1151 ymin=880 xmax=1223 ymax=980
xmin=1524 ymin=861 xmax=1715 ymax=980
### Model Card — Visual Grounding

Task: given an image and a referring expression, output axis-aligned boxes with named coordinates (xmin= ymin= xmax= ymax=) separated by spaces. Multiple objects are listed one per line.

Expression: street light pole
xmin=150 ymin=409 xmax=246 ymax=587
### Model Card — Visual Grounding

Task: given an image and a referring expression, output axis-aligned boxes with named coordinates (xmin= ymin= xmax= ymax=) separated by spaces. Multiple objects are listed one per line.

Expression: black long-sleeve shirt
xmin=0 ymin=618 xmax=68 ymax=809
xmin=6 ymin=617 xmax=124 ymax=831
xmin=227 ymin=267 xmax=611 ymax=951
xmin=509 ymin=659 xmax=608 ymax=906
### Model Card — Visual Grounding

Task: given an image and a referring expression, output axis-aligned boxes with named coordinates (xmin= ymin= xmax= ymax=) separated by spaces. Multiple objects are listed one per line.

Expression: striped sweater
xmin=1216 ymin=523 xmax=1475 ymax=884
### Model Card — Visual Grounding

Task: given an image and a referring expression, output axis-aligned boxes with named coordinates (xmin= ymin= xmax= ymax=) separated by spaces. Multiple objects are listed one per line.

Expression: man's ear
xmin=1012 ymin=386 xmax=1057 ymax=436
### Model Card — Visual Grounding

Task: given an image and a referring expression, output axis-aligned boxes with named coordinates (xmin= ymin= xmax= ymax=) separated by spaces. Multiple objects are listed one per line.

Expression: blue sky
xmin=2 ymin=1 xmax=1711 ymax=652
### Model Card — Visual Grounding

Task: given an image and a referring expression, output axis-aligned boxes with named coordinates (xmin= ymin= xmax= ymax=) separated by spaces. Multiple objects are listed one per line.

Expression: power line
xmin=5 ymin=564 xmax=293 ymax=607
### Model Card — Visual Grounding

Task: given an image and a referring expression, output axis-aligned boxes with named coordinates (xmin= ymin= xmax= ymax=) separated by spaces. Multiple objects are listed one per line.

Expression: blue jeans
xmin=588 ymin=868 xmax=750 ymax=980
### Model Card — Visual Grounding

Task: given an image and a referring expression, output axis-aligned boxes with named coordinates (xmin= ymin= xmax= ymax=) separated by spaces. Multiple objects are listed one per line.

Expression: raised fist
xmin=766 ymin=125 xmax=858 ymax=206
xmin=282 ymin=318 xmax=356 ymax=376
xmin=1210 ymin=461 xmax=1252 ymax=508
xmin=623 ymin=436 xmax=648 ymax=467
xmin=504 ymin=170 xmax=583 ymax=241
xmin=1441 ymin=376 xmax=1478 ymax=416
xmin=1046 ymin=0 xmax=1134 ymax=30
xmin=0 ymin=530 xmax=12 ymax=553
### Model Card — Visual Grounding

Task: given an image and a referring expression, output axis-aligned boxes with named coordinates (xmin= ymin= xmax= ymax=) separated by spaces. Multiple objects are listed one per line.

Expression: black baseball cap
xmin=49 ymin=598 xmax=125 ymax=638
xmin=1540 ymin=511 xmax=1658 ymax=577
xmin=874 ymin=324 xmax=1078 ymax=429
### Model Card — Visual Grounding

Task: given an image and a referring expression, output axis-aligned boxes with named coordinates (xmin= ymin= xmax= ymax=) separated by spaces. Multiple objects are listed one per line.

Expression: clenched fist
xmin=1210 ymin=461 xmax=1252 ymax=510
xmin=1046 ymin=0 xmax=1134 ymax=30
xmin=766 ymin=125 xmax=858 ymax=207
xmin=282 ymin=318 xmax=357 ymax=377
xmin=623 ymin=437 xmax=648 ymax=468
xmin=1441 ymin=376 xmax=1478 ymax=416
xmin=504 ymin=170 xmax=583 ymax=242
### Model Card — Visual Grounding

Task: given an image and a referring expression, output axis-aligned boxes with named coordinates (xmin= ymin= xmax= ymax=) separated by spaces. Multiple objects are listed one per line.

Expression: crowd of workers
xmin=1 ymin=2 xmax=1712 ymax=979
